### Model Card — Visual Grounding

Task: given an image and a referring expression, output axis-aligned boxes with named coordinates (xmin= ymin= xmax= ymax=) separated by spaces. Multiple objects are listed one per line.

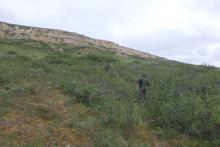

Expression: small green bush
xmin=6 ymin=84 xmax=27 ymax=98
xmin=86 ymin=54 xmax=118 ymax=63
xmin=60 ymin=80 xmax=103 ymax=104
xmin=74 ymin=86 xmax=103 ymax=103
xmin=6 ymin=51 xmax=17 ymax=55
xmin=60 ymin=80 xmax=77 ymax=97
xmin=31 ymin=61 xmax=52 ymax=73
xmin=68 ymin=113 xmax=98 ymax=130
xmin=17 ymin=55 xmax=32 ymax=61
xmin=46 ymin=54 xmax=75 ymax=65
xmin=100 ymin=97 xmax=140 ymax=129
xmin=93 ymin=128 xmax=125 ymax=147
xmin=145 ymin=80 xmax=218 ymax=139
xmin=0 ymin=75 xmax=7 ymax=86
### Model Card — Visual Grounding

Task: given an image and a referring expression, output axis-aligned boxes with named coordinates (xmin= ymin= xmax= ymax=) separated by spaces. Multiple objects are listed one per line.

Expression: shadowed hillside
xmin=0 ymin=23 xmax=219 ymax=147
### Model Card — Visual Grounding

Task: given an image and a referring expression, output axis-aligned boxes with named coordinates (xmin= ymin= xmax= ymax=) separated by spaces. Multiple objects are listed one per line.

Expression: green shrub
xmin=74 ymin=86 xmax=103 ymax=103
xmin=25 ymin=68 xmax=46 ymax=78
xmin=0 ymin=98 xmax=11 ymax=116
xmin=31 ymin=61 xmax=52 ymax=73
xmin=100 ymin=97 xmax=140 ymax=129
xmin=123 ymin=101 xmax=140 ymax=128
xmin=60 ymin=80 xmax=77 ymax=97
xmin=5 ymin=84 xmax=27 ymax=98
xmin=46 ymin=54 xmax=75 ymax=65
xmin=145 ymin=83 xmax=218 ymax=138
xmin=6 ymin=51 xmax=17 ymax=55
xmin=60 ymin=80 xmax=103 ymax=104
xmin=17 ymin=54 xmax=32 ymax=61
xmin=159 ymin=97 xmax=205 ymax=134
xmin=86 ymin=53 xmax=118 ymax=63
xmin=68 ymin=113 xmax=98 ymax=130
xmin=23 ymin=139 xmax=45 ymax=147
xmin=93 ymin=128 xmax=125 ymax=147
xmin=0 ymin=75 xmax=7 ymax=86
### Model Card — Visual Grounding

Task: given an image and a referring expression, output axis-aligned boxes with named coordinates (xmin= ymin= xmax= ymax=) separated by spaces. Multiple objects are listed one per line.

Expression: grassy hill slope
xmin=0 ymin=39 xmax=219 ymax=146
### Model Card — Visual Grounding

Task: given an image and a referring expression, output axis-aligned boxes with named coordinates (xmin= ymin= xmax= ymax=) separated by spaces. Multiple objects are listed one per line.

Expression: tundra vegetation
xmin=0 ymin=39 xmax=219 ymax=146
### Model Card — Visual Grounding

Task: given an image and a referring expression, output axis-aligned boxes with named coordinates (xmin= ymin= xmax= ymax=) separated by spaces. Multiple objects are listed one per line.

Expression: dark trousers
xmin=138 ymin=87 xmax=146 ymax=103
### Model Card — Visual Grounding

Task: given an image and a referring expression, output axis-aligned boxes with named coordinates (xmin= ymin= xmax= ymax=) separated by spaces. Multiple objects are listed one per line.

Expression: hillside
xmin=0 ymin=22 xmax=156 ymax=59
xmin=0 ymin=22 xmax=220 ymax=147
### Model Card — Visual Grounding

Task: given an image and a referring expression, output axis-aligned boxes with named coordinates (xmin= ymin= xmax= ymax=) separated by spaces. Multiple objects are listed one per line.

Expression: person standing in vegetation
xmin=137 ymin=75 xmax=150 ymax=103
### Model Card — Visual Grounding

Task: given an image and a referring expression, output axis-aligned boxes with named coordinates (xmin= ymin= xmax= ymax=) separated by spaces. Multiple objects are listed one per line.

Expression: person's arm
xmin=137 ymin=79 xmax=141 ymax=88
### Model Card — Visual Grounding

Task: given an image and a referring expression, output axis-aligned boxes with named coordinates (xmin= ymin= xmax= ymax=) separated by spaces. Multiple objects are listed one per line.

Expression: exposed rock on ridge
xmin=0 ymin=21 xmax=156 ymax=58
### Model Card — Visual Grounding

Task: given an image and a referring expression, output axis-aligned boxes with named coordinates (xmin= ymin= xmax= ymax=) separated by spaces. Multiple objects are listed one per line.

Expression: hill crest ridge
xmin=0 ymin=21 xmax=156 ymax=58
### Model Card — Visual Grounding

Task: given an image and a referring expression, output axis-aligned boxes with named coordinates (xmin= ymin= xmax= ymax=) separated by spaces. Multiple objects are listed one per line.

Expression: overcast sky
xmin=1 ymin=0 xmax=220 ymax=66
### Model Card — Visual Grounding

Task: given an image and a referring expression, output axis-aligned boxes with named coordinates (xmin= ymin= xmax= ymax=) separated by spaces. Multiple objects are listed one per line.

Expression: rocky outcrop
xmin=0 ymin=21 xmax=156 ymax=58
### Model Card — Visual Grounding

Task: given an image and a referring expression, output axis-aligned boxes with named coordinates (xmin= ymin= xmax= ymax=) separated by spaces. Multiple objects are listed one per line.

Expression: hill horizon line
xmin=0 ymin=21 xmax=157 ymax=59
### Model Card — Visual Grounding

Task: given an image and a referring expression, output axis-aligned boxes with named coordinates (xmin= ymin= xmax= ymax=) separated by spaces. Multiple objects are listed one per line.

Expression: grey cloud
xmin=0 ymin=0 xmax=220 ymax=67
xmin=0 ymin=6 xmax=21 ymax=23
xmin=120 ymin=28 xmax=220 ymax=66
xmin=1 ymin=0 xmax=151 ymax=40
xmin=194 ymin=0 xmax=220 ymax=15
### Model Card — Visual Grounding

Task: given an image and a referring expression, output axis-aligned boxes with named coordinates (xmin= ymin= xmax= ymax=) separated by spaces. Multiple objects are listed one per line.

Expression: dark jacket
xmin=138 ymin=78 xmax=150 ymax=88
